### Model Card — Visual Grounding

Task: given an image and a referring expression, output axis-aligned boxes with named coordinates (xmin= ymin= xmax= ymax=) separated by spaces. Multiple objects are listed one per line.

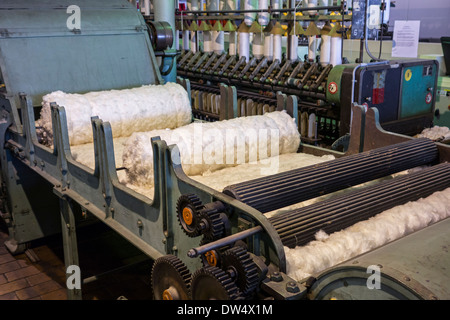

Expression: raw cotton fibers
xmin=121 ymin=111 xmax=301 ymax=189
xmin=415 ymin=126 xmax=450 ymax=141
xmin=70 ymin=136 xmax=129 ymax=169
xmin=284 ymin=187 xmax=450 ymax=282
xmin=122 ymin=151 xmax=335 ymax=200
xmin=190 ymin=152 xmax=335 ymax=193
xmin=36 ymin=83 xmax=192 ymax=146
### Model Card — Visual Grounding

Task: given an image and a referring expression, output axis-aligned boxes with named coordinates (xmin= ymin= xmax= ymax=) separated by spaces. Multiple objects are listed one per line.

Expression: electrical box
xmin=351 ymin=0 xmax=390 ymax=39
xmin=434 ymin=76 xmax=450 ymax=128
xmin=328 ymin=59 xmax=439 ymax=136
xmin=358 ymin=60 xmax=438 ymax=135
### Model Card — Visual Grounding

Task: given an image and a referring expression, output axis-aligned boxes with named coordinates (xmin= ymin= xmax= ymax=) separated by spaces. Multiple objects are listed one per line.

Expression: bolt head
xmin=270 ymin=272 xmax=283 ymax=282
xmin=286 ymin=281 xmax=300 ymax=293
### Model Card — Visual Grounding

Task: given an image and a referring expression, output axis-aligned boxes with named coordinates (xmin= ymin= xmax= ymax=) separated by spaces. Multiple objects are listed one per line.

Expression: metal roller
xmin=269 ymin=162 xmax=450 ymax=248
xmin=223 ymin=138 xmax=438 ymax=213
xmin=147 ymin=21 xmax=174 ymax=51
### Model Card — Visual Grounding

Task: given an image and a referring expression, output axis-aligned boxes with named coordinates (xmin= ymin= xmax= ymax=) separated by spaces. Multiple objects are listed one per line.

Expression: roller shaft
xmin=223 ymin=138 xmax=438 ymax=213
xmin=269 ymin=163 xmax=450 ymax=248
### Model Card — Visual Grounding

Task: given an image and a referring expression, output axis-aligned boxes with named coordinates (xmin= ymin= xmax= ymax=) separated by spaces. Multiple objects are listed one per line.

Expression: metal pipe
xmin=82 ymin=258 xmax=150 ymax=285
xmin=178 ymin=6 xmax=341 ymax=15
xmin=187 ymin=226 xmax=263 ymax=258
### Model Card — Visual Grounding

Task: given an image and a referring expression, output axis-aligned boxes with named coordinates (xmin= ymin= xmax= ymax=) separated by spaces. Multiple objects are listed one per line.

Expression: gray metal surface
xmin=0 ymin=0 xmax=162 ymax=119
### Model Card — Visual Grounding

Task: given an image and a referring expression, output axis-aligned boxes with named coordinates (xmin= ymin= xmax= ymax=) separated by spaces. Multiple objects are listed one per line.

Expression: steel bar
xmin=177 ymin=6 xmax=342 ymax=16
xmin=187 ymin=226 xmax=263 ymax=258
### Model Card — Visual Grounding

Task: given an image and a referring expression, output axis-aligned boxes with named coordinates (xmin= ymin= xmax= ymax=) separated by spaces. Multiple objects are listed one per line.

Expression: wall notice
xmin=392 ymin=20 xmax=421 ymax=58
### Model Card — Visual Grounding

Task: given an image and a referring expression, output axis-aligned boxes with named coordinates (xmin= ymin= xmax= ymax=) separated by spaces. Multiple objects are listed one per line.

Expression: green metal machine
xmin=1 ymin=0 xmax=450 ymax=301
xmin=326 ymin=59 xmax=439 ymax=137
xmin=434 ymin=76 xmax=450 ymax=128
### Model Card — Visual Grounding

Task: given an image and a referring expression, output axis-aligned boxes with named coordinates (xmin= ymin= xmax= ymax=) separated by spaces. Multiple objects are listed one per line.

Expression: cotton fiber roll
xmin=36 ymin=83 xmax=192 ymax=146
xmin=122 ymin=111 xmax=300 ymax=189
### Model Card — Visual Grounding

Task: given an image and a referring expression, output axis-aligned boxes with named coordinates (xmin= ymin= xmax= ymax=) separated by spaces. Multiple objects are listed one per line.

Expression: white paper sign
xmin=392 ymin=20 xmax=421 ymax=58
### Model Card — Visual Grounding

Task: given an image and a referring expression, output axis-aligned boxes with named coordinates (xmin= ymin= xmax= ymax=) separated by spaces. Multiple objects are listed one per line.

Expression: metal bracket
xmin=57 ymin=194 xmax=82 ymax=300
xmin=261 ymin=272 xmax=307 ymax=300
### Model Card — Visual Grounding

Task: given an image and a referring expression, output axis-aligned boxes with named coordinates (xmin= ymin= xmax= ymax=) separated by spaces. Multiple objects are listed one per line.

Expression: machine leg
xmin=59 ymin=197 xmax=82 ymax=300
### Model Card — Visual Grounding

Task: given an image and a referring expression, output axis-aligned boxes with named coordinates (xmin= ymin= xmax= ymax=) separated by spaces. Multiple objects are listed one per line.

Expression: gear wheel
xmin=198 ymin=207 xmax=225 ymax=241
xmin=151 ymin=255 xmax=191 ymax=300
xmin=176 ymin=194 xmax=204 ymax=237
xmin=190 ymin=266 xmax=243 ymax=300
xmin=220 ymin=246 xmax=259 ymax=298
xmin=198 ymin=237 xmax=231 ymax=268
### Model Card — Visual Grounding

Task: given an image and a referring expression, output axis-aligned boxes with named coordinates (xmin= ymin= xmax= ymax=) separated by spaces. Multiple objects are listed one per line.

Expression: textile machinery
xmin=0 ymin=0 xmax=449 ymax=301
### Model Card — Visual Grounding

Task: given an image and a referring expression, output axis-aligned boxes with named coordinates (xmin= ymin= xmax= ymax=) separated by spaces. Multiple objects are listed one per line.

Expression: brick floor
xmin=0 ymin=222 xmax=67 ymax=300
xmin=0 ymin=255 xmax=67 ymax=300
xmin=0 ymin=219 xmax=153 ymax=300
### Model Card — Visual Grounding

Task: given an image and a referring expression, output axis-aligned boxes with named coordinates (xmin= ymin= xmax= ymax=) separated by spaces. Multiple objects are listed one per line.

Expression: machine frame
xmin=1 ymin=0 xmax=449 ymax=301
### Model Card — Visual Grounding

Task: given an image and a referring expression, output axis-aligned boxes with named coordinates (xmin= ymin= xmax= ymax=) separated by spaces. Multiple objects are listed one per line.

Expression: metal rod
xmin=175 ymin=14 xmax=352 ymax=22
xmin=82 ymin=258 xmax=150 ymax=285
xmin=187 ymin=226 xmax=263 ymax=258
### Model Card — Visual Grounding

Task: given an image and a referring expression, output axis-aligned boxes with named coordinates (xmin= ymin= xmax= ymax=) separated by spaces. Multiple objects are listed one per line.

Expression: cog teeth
xmin=199 ymin=208 xmax=225 ymax=241
xmin=176 ymin=194 xmax=204 ymax=238
xmin=151 ymin=255 xmax=192 ymax=300
xmin=221 ymin=246 xmax=259 ymax=298
xmin=191 ymin=266 xmax=244 ymax=300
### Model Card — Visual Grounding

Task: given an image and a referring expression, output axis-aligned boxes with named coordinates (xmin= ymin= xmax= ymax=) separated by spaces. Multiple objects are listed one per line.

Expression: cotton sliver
xmin=36 ymin=83 xmax=192 ymax=146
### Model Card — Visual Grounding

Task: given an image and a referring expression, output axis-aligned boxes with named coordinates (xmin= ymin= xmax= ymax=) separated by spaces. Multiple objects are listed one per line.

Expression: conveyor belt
xmin=269 ymin=162 xmax=450 ymax=248
xmin=223 ymin=138 xmax=438 ymax=213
